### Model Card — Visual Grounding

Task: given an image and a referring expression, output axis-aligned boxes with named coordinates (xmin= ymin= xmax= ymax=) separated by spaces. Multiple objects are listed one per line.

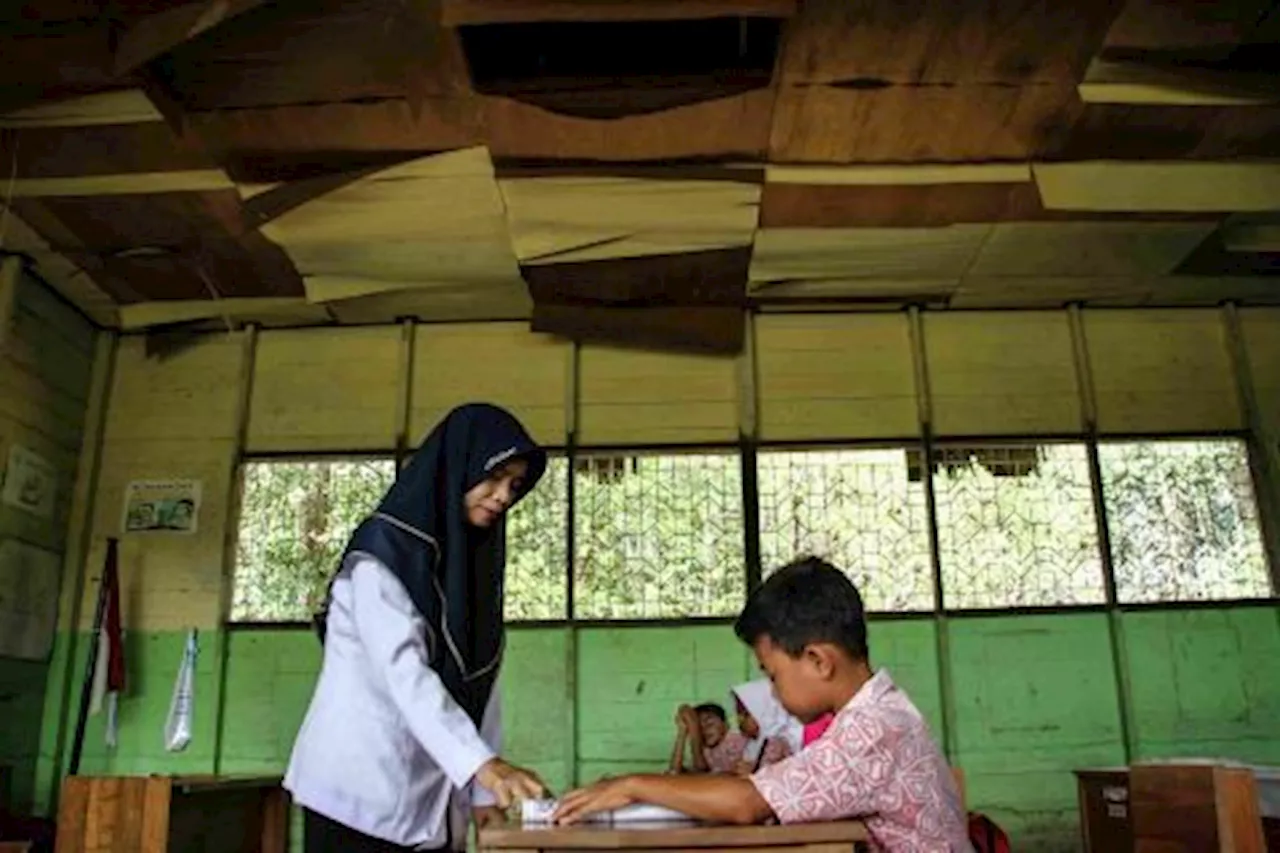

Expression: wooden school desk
xmin=55 ymin=775 xmax=290 ymax=853
xmin=480 ymin=819 xmax=871 ymax=853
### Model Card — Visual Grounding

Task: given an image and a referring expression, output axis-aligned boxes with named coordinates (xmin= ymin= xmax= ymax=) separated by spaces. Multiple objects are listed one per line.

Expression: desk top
xmin=480 ymin=820 xmax=868 ymax=849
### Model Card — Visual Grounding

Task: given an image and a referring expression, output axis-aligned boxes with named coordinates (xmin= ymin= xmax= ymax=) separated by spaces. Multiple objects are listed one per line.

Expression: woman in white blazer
xmin=286 ymin=403 xmax=550 ymax=852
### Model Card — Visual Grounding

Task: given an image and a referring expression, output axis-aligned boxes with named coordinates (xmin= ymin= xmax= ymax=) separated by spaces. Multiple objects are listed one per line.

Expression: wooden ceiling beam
xmin=112 ymin=0 xmax=275 ymax=76
xmin=442 ymin=0 xmax=795 ymax=26
xmin=1033 ymin=161 xmax=1280 ymax=212
xmin=1078 ymin=57 xmax=1280 ymax=106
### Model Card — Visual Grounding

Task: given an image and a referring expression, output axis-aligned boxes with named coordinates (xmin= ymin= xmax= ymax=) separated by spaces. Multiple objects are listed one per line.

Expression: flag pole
xmin=68 ymin=538 xmax=118 ymax=776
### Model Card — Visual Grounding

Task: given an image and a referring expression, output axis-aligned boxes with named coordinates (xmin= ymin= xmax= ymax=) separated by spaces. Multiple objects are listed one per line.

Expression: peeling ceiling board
xmin=0 ymin=213 xmax=118 ymax=326
xmin=1033 ymin=161 xmax=1280 ymax=211
xmin=768 ymin=83 xmax=1076 ymax=162
xmin=759 ymin=182 xmax=1047 ymax=228
xmin=260 ymin=146 xmax=522 ymax=287
xmin=5 ymin=171 xmax=234 ymax=197
xmin=117 ymin=297 xmax=329 ymax=331
xmin=501 ymin=175 xmax=761 ymax=264
xmin=184 ymin=101 xmax=483 ymax=183
xmin=0 ymin=89 xmax=162 ymax=128
xmin=764 ymin=164 xmax=1033 ymax=185
xmin=523 ymin=247 xmax=750 ymax=306
xmin=1222 ymin=214 xmax=1280 ymax=252
xmin=1046 ymin=103 xmax=1280 ymax=160
xmin=749 ymin=277 xmax=959 ymax=303
xmin=966 ymin=222 xmax=1219 ymax=277
xmin=0 ymin=122 xmax=219 ymax=179
xmin=323 ymin=283 xmax=534 ymax=324
xmin=483 ymin=90 xmax=775 ymax=161
xmin=950 ymin=276 xmax=1158 ymax=308
xmin=748 ymin=226 xmax=991 ymax=286
xmin=1077 ymin=58 xmax=1280 ymax=106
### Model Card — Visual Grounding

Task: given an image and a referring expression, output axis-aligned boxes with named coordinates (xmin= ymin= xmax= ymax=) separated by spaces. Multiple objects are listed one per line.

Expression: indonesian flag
xmin=89 ymin=540 xmax=125 ymax=748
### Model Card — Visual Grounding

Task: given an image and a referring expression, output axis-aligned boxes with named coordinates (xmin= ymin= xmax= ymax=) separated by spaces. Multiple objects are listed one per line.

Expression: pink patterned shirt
xmin=750 ymin=671 xmax=971 ymax=853
xmin=704 ymin=731 xmax=749 ymax=773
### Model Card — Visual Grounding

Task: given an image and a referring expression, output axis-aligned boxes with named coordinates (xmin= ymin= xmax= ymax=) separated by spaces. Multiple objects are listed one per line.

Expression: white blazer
xmin=285 ymin=554 xmax=501 ymax=849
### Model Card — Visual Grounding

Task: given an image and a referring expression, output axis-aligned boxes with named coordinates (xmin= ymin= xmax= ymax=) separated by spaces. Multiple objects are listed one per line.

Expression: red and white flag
xmin=89 ymin=541 xmax=125 ymax=748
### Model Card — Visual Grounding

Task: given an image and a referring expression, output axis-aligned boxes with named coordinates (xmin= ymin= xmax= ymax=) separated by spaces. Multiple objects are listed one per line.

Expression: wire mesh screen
xmin=1099 ymin=439 xmax=1271 ymax=603
xmin=573 ymin=452 xmax=745 ymax=619
xmin=757 ymin=448 xmax=933 ymax=612
xmin=233 ymin=458 xmax=395 ymax=621
xmin=505 ymin=455 xmax=569 ymax=620
xmin=932 ymin=443 xmax=1105 ymax=609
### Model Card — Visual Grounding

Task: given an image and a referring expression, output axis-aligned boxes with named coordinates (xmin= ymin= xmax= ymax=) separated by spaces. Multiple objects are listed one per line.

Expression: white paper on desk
xmin=521 ymin=799 xmax=696 ymax=825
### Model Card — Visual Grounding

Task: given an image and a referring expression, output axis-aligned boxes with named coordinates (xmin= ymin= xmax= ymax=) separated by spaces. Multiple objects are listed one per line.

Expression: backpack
xmin=967 ymin=813 xmax=1011 ymax=853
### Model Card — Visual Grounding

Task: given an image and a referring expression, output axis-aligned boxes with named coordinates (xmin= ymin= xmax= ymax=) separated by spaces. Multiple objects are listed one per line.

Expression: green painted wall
xmin=0 ymin=658 xmax=49 ymax=811
xmin=32 ymin=607 xmax=1280 ymax=851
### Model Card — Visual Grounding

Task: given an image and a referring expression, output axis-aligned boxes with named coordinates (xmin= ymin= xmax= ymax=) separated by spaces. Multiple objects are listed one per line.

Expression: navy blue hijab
xmin=316 ymin=403 xmax=546 ymax=725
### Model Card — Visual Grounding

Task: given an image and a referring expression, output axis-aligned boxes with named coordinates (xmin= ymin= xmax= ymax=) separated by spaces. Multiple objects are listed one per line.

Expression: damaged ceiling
xmin=0 ymin=0 xmax=1278 ymax=353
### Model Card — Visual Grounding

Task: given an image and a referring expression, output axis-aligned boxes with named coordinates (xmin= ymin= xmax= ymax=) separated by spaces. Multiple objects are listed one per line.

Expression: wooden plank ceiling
xmin=0 ymin=0 xmax=1277 ymax=350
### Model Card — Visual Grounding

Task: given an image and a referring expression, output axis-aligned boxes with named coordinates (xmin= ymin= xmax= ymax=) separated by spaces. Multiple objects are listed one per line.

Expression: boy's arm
xmin=553 ymin=773 xmax=773 ymax=827
xmin=668 ymin=725 xmax=688 ymax=773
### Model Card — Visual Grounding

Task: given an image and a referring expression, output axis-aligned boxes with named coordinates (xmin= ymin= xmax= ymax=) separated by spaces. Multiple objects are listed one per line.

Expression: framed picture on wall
xmin=1 ymin=443 xmax=57 ymax=520
xmin=123 ymin=480 xmax=202 ymax=534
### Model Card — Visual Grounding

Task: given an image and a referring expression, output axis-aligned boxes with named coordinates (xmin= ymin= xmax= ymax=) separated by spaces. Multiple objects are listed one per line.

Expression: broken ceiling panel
xmin=117 ymin=296 xmax=330 ymax=331
xmin=323 ymin=281 xmax=533 ymax=324
xmin=260 ymin=146 xmax=522 ymax=290
xmin=967 ymin=221 xmax=1219 ymax=277
xmin=749 ymin=226 xmax=991 ymax=287
xmin=501 ymin=174 xmax=760 ymax=264
xmin=0 ymin=212 xmax=118 ymax=326
xmin=1034 ymin=161 xmax=1280 ymax=211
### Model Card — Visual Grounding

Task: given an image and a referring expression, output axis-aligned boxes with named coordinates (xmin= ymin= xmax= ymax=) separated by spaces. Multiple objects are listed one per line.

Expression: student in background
xmin=668 ymin=703 xmax=748 ymax=774
xmin=555 ymin=556 xmax=971 ymax=853
xmin=730 ymin=682 xmax=795 ymax=774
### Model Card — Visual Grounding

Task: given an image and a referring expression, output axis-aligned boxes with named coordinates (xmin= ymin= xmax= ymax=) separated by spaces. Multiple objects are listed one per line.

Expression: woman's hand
xmin=553 ymin=777 xmax=636 ymax=825
xmin=472 ymin=806 xmax=507 ymax=831
xmin=475 ymin=757 xmax=548 ymax=809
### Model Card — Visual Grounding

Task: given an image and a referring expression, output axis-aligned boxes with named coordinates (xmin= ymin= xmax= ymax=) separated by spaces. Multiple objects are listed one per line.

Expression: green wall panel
xmin=870 ymin=619 xmax=943 ymax=737
xmin=949 ymin=614 xmax=1126 ymax=852
xmin=0 ymin=656 xmax=49 ymax=812
xmin=1124 ymin=607 xmax=1280 ymax=763
xmin=576 ymin=625 xmax=752 ymax=776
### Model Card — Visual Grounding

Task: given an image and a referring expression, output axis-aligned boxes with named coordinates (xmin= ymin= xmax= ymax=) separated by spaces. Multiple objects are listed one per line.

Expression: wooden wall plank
xmin=925 ymin=312 xmax=1082 ymax=435
xmin=247 ymin=326 xmax=401 ymax=452
xmin=410 ymin=322 xmax=568 ymax=446
xmin=578 ymin=346 xmax=738 ymax=445
xmin=1084 ymin=309 xmax=1241 ymax=433
xmin=754 ymin=313 xmax=919 ymax=440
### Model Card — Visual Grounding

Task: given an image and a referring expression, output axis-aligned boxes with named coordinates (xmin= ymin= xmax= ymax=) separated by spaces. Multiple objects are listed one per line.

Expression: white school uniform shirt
xmin=285 ymin=553 xmax=500 ymax=849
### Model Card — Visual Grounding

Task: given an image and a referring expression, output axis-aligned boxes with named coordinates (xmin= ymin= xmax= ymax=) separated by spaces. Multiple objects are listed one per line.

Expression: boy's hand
xmin=553 ymin=777 xmax=636 ymax=825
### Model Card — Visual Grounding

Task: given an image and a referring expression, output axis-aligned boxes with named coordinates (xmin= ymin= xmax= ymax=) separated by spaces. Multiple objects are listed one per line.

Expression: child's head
xmin=733 ymin=556 xmax=869 ymax=724
xmin=732 ymin=694 xmax=760 ymax=739
xmin=693 ymin=702 xmax=728 ymax=747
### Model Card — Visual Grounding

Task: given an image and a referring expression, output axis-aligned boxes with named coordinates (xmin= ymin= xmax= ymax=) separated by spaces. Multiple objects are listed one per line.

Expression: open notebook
xmin=521 ymin=799 xmax=696 ymax=825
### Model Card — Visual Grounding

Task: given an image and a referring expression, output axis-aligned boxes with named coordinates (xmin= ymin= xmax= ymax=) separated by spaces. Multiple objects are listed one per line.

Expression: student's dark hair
xmin=734 ymin=556 xmax=869 ymax=660
xmin=693 ymin=702 xmax=727 ymax=722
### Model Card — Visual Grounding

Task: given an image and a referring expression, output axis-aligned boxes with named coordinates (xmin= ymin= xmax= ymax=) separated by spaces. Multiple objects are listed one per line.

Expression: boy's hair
xmin=734 ymin=556 xmax=869 ymax=660
xmin=693 ymin=702 xmax=727 ymax=722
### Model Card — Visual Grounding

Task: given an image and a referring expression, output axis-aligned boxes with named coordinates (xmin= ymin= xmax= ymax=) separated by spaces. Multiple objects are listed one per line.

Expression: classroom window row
xmin=230 ymin=437 xmax=1274 ymax=623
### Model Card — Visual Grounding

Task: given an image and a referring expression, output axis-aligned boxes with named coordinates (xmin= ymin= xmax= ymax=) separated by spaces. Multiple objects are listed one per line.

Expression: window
xmin=1100 ymin=439 xmax=1271 ymax=603
xmin=505 ymin=456 xmax=569 ymax=621
xmin=932 ymin=443 xmax=1105 ymax=609
xmin=233 ymin=458 xmax=395 ymax=622
xmin=573 ymin=451 xmax=745 ymax=619
xmin=757 ymin=448 xmax=933 ymax=612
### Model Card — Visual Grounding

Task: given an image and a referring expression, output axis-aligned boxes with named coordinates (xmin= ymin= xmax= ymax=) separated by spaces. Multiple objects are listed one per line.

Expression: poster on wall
xmin=1 ymin=444 xmax=57 ymax=520
xmin=123 ymin=480 xmax=202 ymax=534
xmin=0 ymin=538 xmax=61 ymax=660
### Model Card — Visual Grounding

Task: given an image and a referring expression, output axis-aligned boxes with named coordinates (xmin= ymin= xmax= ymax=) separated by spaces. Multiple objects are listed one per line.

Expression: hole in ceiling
xmin=458 ymin=17 xmax=784 ymax=119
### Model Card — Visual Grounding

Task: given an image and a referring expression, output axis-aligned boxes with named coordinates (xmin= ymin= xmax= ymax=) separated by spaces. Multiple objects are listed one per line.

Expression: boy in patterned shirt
xmin=555 ymin=557 xmax=971 ymax=853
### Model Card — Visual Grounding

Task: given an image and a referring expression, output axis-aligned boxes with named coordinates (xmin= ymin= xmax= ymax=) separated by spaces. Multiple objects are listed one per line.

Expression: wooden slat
xmin=755 ymin=313 xmax=919 ymax=440
xmin=966 ymin=222 xmax=1216 ymax=277
xmin=578 ymin=345 xmax=738 ymax=444
xmin=55 ymin=776 xmax=90 ymax=853
xmin=444 ymin=0 xmax=795 ymax=25
xmin=247 ymin=326 xmax=402 ymax=452
xmin=925 ymin=311 xmax=1082 ymax=435
xmin=1084 ymin=309 xmax=1241 ymax=433
xmin=411 ymin=322 xmax=568 ymax=445
xmin=482 ymin=819 xmax=868 ymax=848
xmin=749 ymin=226 xmax=989 ymax=285
xmin=140 ymin=777 xmax=172 ymax=853
xmin=1078 ymin=58 xmax=1280 ymax=106
xmin=0 ymin=89 xmax=161 ymax=128
xmin=113 ymin=0 xmax=273 ymax=75
xmin=759 ymin=182 xmax=1043 ymax=228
